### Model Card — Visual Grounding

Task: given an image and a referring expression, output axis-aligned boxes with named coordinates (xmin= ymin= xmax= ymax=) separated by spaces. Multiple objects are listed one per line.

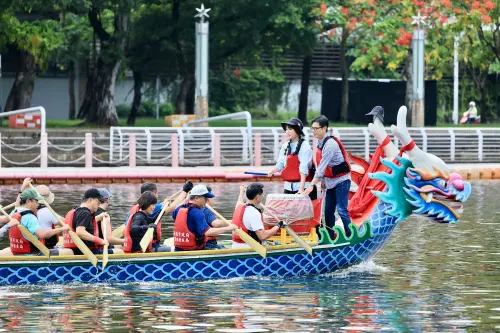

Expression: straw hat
xmin=35 ymin=185 xmax=55 ymax=204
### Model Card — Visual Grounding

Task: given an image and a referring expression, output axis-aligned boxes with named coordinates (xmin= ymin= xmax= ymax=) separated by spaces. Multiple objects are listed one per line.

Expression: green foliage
xmin=116 ymin=102 xmax=174 ymax=118
xmin=209 ymin=67 xmax=286 ymax=118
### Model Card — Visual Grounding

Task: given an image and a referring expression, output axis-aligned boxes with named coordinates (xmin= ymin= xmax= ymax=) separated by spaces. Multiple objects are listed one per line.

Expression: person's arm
xmin=0 ymin=219 xmax=19 ymax=238
xmin=205 ymin=224 xmax=237 ymax=237
xmin=0 ymin=216 xmax=10 ymax=225
xmin=35 ymin=225 xmax=70 ymax=239
xmin=130 ymin=216 xmax=148 ymax=236
xmin=74 ymin=212 xmax=108 ymax=246
xmin=304 ymin=140 xmax=335 ymax=194
xmin=255 ymin=226 xmax=280 ymax=241
xmin=268 ymin=144 xmax=287 ymax=176
xmin=236 ymin=185 xmax=246 ymax=207
xmin=298 ymin=144 xmax=313 ymax=193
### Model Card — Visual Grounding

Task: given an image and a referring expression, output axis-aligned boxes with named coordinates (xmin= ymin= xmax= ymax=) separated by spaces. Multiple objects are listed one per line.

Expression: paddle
xmin=206 ymin=204 xmax=267 ymax=258
xmin=0 ymin=206 xmax=51 ymax=257
xmin=28 ymin=184 xmax=98 ymax=267
xmin=1 ymin=202 xmax=16 ymax=211
xmin=260 ymin=204 xmax=313 ymax=256
xmin=112 ymin=225 xmax=124 ymax=238
xmin=139 ymin=189 xmax=182 ymax=253
xmin=244 ymin=172 xmax=268 ymax=176
xmin=102 ymin=215 xmax=109 ymax=269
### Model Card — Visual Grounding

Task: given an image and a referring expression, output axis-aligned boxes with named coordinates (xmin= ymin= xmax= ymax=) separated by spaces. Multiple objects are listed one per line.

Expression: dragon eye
xmin=438 ymin=179 xmax=447 ymax=189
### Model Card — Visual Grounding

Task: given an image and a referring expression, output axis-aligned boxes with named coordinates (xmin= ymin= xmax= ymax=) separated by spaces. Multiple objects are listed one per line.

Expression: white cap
xmin=190 ymin=185 xmax=215 ymax=198
xmin=469 ymin=101 xmax=475 ymax=106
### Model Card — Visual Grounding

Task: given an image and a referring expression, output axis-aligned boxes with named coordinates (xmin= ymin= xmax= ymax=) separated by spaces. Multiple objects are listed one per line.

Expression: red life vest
xmin=38 ymin=205 xmax=58 ymax=248
xmin=63 ymin=207 xmax=100 ymax=250
xmin=123 ymin=205 xmax=162 ymax=253
xmin=231 ymin=204 xmax=262 ymax=244
xmin=173 ymin=205 xmax=207 ymax=250
xmin=314 ymin=136 xmax=351 ymax=178
xmin=280 ymin=139 xmax=313 ymax=182
xmin=9 ymin=210 xmax=44 ymax=255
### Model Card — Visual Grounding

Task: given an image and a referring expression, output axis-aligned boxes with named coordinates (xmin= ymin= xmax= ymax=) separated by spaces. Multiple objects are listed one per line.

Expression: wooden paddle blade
xmin=234 ymin=229 xmax=267 ymax=258
xmin=18 ymin=225 xmax=51 ymax=257
xmin=102 ymin=217 xmax=109 ymax=269
xmin=285 ymin=226 xmax=313 ymax=256
xmin=112 ymin=225 xmax=124 ymax=238
xmin=68 ymin=230 xmax=98 ymax=267
xmin=102 ymin=245 xmax=109 ymax=269
xmin=140 ymin=228 xmax=154 ymax=253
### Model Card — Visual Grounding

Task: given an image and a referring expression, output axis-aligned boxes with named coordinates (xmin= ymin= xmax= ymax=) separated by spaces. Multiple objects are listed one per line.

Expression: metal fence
xmin=0 ymin=127 xmax=499 ymax=167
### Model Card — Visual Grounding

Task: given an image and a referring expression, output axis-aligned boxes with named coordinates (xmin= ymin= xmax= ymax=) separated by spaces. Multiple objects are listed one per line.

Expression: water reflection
xmin=0 ymin=181 xmax=499 ymax=331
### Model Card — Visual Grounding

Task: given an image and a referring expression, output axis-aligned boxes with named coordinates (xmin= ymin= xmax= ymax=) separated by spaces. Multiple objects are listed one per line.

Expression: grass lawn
xmin=1 ymin=117 xmax=499 ymax=129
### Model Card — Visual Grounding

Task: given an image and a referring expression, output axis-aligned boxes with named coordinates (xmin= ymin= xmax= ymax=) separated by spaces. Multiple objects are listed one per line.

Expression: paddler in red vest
xmin=123 ymin=191 xmax=172 ymax=253
xmin=231 ymin=183 xmax=286 ymax=249
xmin=172 ymin=185 xmax=237 ymax=251
xmin=303 ymin=115 xmax=353 ymax=240
xmin=199 ymin=185 xmax=227 ymax=249
xmin=0 ymin=189 xmax=71 ymax=256
xmin=63 ymin=188 xmax=124 ymax=255
xmin=267 ymin=118 xmax=316 ymax=199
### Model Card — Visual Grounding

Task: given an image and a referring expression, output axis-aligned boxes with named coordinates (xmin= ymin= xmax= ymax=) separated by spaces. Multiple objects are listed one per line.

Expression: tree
xmin=73 ymin=0 xmax=136 ymax=126
xmin=0 ymin=2 xmax=63 ymax=112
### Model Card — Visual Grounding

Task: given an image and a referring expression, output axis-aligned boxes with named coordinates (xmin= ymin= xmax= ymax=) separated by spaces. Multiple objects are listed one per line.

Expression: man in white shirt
xmin=232 ymin=183 xmax=285 ymax=249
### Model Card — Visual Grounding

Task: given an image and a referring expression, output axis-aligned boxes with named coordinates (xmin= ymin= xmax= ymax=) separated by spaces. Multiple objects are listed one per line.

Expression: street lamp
xmin=411 ymin=10 xmax=426 ymax=127
xmin=194 ymin=4 xmax=211 ymax=121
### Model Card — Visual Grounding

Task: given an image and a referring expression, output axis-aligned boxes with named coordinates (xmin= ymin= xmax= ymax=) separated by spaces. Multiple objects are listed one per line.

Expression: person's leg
xmin=50 ymin=248 xmax=74 ymax=256
xmin=152 ymin=245 xmax=171 ymax=252
xmin=111 ymin=248 xmax=124 ymax=254
xmin=324 ymin=187 xmax=337 ymax=240
xmin=284 ymin=189 xmax=297 ymax=194
xmin=336 ymin=180 xmax=352 ymax=238
xmin=0 ymin=248 xmax=13 ymax=256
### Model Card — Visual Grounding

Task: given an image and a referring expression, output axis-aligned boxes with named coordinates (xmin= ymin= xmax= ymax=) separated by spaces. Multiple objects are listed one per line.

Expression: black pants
xmin=285 ymin=185 xmax=317 ymax=201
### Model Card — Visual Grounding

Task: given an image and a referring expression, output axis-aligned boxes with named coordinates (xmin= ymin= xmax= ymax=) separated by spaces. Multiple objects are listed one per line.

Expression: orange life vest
xmin=314 ymin=136 xmax=351 ymax=178
xmin=63 ymin=207 xmax=100 ymax=250
xmin=280 ymin=139 xmax=313 ymax=182
xmin=9 ymin=210 xmax=43 ymax=255
xmin=173 ymin=205 xmax=207 ymax=250
xmin=231 ymin=204 xmax=262 ymax=244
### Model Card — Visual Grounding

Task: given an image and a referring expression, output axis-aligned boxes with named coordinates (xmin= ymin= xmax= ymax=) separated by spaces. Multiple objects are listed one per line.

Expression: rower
xmin=124 ymin=181 xmax=193 ymax=226
xmin=123 ymin=191 xmax=171 ymax=253
xmin=231 ymin=183 xmax=285 ymax=249
xmin=95 ymin=188 xmax=124 ymax=247
xmin=0 ymin=189 xmax=71 ymax=256
xmin=63 ymin=188 xmax=124 ymax=255
xmin=199 ymin=185 xmax=226 ymax=249
xmin=267 ymin=118 xmax=316 ymax=199
xmin=172 ymin=185 xmax=237 ymax=251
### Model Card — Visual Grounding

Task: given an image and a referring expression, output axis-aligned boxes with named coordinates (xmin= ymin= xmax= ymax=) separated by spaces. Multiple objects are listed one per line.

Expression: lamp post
xmin=411 ymin=10 xmax=426 ymax=127
xmin=194 ymin=4 xmax=211 ymax=121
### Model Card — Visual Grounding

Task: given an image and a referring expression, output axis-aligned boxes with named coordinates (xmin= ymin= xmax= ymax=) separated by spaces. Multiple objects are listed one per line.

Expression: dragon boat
xmin=0 ymin=106 xmax=471 ymax=285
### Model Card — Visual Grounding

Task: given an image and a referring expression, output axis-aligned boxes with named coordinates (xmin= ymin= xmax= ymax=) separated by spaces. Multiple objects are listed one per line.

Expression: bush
xmin=115 ymin=102 xmax=174 ymax=118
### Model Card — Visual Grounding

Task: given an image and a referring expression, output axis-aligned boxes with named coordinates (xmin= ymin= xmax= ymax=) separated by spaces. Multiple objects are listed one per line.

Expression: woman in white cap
xmin=267 ymin=118 xmax=316 ymax=199
xmin=95 ymin=188 xmax=125 ymax=247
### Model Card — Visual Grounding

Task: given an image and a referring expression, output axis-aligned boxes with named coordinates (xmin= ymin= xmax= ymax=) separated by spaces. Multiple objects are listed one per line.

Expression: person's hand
xmin=182 ymin=180 xmax=194 ymax=193
xmin=267 ymin=170 xmax=274 ymax=177
xmin=148 ymin=224 xmax=156 ymax=229
xmin=227 ymin=224 xmax=238 ymax=232
xmin=277 ymin=221 xmax=288 ymax=229
xmin=21 ymin=178 xmax=33 ymax=191
xmin=61 ymin=224 xmax=70 ymax=231
xmin=298 ymin=187 xmax=305 ymax=194
xmin=302 ymin=186 xmax=313 ymax=196
xmin=102 ymin=239 xmax=109 ymax=247
xmin=8 ymin=219 xmax=19 ymax=228
xmin=239 ymin=184 xmax=246 ymax=193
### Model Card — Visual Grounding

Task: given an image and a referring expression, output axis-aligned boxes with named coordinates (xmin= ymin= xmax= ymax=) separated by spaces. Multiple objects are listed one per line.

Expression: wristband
xmin=93 ymin=236 xmax=103 ymax=246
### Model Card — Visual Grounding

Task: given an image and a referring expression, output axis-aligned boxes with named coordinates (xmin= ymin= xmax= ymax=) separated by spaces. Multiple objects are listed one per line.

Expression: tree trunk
xmin=404 ymin=49 xmax=413 ymax=119
xmin=68 ymin=60 xmax=76 ymax=120
xmin=80 ymin=58 xmax=120 ymax=126
xmin=127 ymin=70 xmax=143 ymax=126
xmin=339 ymin=29 xmax=349 ymax=123
xmin=4 ymin=50 xmax=36 ymax=112
xmin=175 ymin=73 xmax=194 ymax=115
xmin=298 ymin=55 xmax=312 ymax=125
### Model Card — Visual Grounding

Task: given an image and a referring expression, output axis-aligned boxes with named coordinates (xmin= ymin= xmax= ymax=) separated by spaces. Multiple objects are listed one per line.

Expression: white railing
xmin=1 ymin=127 xmax=499 ymax=167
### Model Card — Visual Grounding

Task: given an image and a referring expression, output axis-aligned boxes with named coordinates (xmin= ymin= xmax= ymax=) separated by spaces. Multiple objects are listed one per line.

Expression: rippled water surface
xmin=0 ymin=181 xmax=499 ymax=332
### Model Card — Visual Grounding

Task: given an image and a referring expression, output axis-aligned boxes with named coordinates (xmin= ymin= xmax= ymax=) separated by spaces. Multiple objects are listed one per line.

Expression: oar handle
xmin=205 ymin=204 xmax=231 ymax=227
xmin=244 ymin=172 xmax=269 ymax=176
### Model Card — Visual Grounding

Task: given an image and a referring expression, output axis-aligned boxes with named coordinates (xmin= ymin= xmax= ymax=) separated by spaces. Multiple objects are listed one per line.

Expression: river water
xmin=0 ymin=181 xmax=499 ymax=332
